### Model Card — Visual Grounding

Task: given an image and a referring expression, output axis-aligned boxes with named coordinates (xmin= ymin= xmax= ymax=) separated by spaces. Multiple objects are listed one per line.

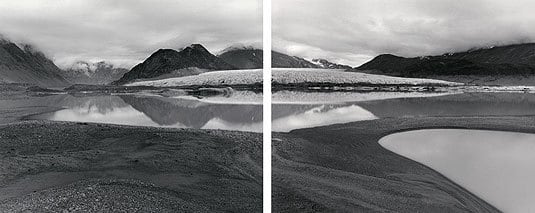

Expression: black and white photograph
xmin=0 ymin=0 xmax=263 ymax=212
xmin=271 ymin=0 xmax=535 ymax=212
xmin=3 ymin=0 xmax=535 ymax=212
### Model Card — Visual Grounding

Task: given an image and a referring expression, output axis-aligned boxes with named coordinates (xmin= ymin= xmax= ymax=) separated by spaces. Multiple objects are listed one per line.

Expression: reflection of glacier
xmin=120 ymin=95 xmax=262 ymax=132
xmin=272 ymin=104 xmax=377 ymax=132
xmin=272 ymin=90 xmax=456 ymax=104
xmin=34 ymin=95 xmax=262 ymax=132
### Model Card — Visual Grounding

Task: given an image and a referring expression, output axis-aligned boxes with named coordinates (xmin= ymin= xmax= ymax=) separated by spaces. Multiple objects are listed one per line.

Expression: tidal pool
xmin=379 ymin=129 xmax=535 ymax=213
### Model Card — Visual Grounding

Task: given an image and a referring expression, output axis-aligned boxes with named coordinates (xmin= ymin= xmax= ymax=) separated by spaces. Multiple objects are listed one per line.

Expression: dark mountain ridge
xmin=0 ymin=38 xmax=69 ymax=87
xmin=113 ymin=44 xmax=235 ymax=85
xmin=218 ymin=48 xmax=263 ymax=69
xmin=356 ymin=43 xmax=535 ymax=77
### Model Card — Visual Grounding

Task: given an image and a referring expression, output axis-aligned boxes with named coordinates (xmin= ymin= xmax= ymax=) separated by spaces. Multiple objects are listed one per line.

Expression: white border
xmin=262 ymin=0 xmax=272 ymax=211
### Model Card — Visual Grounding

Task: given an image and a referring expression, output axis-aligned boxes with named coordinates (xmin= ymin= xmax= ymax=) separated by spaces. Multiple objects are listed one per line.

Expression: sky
xmin=273 ymin=0 xmax=535 ymax=67
xmin=0 ymin=0 xmax=262 ymax=69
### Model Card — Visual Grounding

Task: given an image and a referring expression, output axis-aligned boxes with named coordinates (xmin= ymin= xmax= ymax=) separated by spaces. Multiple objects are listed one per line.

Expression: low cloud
xmin=273 ymin=0 xmax=535 ymax=66
xmin=0 ymin=0 xmax=262 ymax=69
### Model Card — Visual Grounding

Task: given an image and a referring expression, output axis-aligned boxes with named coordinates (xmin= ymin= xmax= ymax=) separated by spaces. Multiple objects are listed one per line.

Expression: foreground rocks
xmin=0 ymin=121 xmax=262 ymax=212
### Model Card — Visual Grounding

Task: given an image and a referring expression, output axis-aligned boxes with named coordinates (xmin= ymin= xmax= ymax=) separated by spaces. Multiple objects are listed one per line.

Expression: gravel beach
xmin=272 ymin=116 xmax=535 ymax=212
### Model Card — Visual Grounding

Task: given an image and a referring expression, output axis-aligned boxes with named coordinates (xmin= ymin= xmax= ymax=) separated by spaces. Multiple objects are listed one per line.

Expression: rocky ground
xmin=272 ymin=116 xmax=535 ymax=212
xmin=0 ymin=121 xmax=262 ymax=212
xmin=0 ymin=86 xmax=262 ymax=212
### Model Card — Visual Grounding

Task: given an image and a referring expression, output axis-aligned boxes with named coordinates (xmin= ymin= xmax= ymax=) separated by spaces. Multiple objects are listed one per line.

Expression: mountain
xmin=311 ymin=59 xmax=352 ymax=69
xmin=356 ymin=43 xmax=535 ymax=77
xmin=0 ymin=38 xmax=69 ymax=87
xmin=218 ymin=45 xmax=262 ymax=69
xmin=62 ymin=61 xmax=129 ymax=85
xmin=272 ymin=51 xmax=320 ymax=68
xmin=113 ymin=44 xmax=235 ymax=85
xmin=271 ymin=51 xmax=350 ymax=69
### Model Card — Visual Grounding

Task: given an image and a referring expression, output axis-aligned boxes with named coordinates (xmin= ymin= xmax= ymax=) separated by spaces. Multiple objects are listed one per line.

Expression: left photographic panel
xmin=0 ymin=0 xmax=263 ymax=212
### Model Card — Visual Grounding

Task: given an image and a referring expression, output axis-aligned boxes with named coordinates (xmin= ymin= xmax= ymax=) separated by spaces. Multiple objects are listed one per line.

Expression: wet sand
xmin=272 ymin=116 xmax=535 ymax=212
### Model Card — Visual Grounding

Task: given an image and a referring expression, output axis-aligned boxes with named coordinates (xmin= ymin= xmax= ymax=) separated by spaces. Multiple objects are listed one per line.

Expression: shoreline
xmin=272 ymin=116 xmax=535 ymax=212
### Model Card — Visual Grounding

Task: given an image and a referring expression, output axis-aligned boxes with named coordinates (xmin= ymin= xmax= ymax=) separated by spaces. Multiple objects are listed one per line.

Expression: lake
xmin=272 ymin=91 xmax=535 ymax=132
xmin=272 ymin=90 xmax=535 ymax=212
xmin=26 ymin=91 xmax=262 ymax=132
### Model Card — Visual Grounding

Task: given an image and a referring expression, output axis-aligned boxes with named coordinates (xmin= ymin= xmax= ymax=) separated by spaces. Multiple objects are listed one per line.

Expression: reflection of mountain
xmin=120 ymin=95 xmax=262 ymax=128
xmin=3 ymin=94 xmax=128 ymax=113
xmin=272 ymin=92 xmax=535 ymax=131
xmin=358 ymin=93 xmax=535 ymax=118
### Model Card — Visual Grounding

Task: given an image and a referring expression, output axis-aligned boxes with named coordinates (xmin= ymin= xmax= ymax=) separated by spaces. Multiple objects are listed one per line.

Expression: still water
xmin=379 ymin=129 xmax=535 ymax=213
xmin=29 ymin=91 xmax=262 ymax=132
xmin=272 ymin=91 xmax=535 ymax=132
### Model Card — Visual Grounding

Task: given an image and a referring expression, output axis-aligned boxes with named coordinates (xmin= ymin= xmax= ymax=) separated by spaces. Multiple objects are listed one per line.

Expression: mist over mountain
xmin=0 ymin=37 xmax=69 ymax=87
xmin=113 ymin=44 xmax=235 ymax=85
xmin=62 ymin=61 xmax=129 ymax=85
xmin=271 ymin=51 xmax=351 ymax=69
xmin=311 ymin=59 xmax=352 ymax=70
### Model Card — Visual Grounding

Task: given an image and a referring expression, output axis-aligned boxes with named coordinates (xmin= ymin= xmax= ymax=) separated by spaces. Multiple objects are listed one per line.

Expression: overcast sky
xmin=0 ymin=0 xmax=262 ymax=68
xmin=273 ymin=0 xmax=535 ymax=67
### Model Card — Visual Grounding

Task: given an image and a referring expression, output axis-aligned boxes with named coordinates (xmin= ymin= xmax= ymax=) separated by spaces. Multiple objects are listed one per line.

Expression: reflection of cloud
xmin=272 ymin=105 xmax=377 ymax=132
xmin=202 ymin=118 xmax=262 ymax=133
xmin=50 ymin=106 xmax=161 ymax=127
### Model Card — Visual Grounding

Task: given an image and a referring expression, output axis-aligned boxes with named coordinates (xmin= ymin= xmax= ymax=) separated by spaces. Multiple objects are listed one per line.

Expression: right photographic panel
xmin=271 ymin=0 xmax=535 ymax=212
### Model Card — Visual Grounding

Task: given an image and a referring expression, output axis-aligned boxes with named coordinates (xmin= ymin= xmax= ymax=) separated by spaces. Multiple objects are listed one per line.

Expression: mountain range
xmin=356 ymin=43 xmax=535 ymax=78
xmin=1 ymin=36 xmax=351 ymax=86
xmin=0 ymin=38 xmax=69 ymax=87
xmin=6 ymin=34 xmax=534 ymax=87
xmin=112 ymin=44 xmax=236 ymax=85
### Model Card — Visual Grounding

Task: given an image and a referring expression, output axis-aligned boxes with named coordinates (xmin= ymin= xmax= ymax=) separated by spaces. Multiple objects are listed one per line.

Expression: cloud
xmin=273 ymin=0 xmax=535 ymax=67
xmin=0 ymin=0 xmax=262 ymax=68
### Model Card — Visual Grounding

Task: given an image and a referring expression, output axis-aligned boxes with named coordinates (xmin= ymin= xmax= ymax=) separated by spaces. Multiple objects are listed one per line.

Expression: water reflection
xmin=272 ymin=91 xmax=535 ymax=132
xmin=31 ymin=92 xmax=262 ymax=132
xmin=272 ymin=105 xmax=377 ymax=132
xmin=379 ymin=129 xmax=535 ymax=213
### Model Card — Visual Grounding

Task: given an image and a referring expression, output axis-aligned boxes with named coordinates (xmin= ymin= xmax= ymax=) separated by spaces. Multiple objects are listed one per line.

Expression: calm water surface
xmin=379 ymin=129 xmax=535 ymax=213
xmin=272 ymin=91 xmax=535 ymax=132
xmin=30 ymin=91 xmax=262 ymax=132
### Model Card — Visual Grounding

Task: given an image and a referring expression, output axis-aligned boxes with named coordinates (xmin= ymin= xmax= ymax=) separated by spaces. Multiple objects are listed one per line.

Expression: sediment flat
xmin=0 ymin=121 xmax=262 ymax=212
xmin=272 ymin=116 xmax=535 ymax=212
